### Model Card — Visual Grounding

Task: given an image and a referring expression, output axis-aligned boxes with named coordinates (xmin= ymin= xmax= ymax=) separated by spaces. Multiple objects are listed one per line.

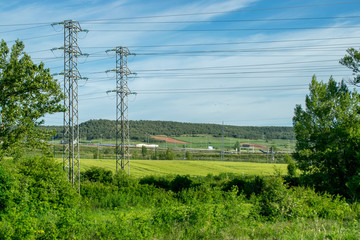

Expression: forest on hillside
xmin=42 ymin=119 xmax=294 ymax=141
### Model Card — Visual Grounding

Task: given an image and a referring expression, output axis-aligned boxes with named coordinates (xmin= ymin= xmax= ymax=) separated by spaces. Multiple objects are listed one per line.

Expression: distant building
xmin=208 ymin=146 xmax=214 ymax=150
xmin=136 ymin=144 xmax=159 ymax=148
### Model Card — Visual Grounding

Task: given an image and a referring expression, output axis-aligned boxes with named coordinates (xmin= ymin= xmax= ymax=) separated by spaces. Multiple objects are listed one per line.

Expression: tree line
xmin=42 ymin=119 xmax=295 ymax=141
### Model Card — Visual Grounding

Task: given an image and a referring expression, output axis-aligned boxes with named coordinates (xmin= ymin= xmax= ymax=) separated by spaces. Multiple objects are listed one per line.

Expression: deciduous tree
xmin=141 ymin=145 xmax=148 ymax=158
xmin=0 ymin=40 xmax=64 ymax=158
xmin=293 ymin=76 xmax=360 ymax=198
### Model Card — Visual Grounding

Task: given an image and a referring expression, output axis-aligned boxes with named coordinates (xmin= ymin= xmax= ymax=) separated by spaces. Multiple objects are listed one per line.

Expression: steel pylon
xmin=63 ymin=20 xmax=83 ymax=193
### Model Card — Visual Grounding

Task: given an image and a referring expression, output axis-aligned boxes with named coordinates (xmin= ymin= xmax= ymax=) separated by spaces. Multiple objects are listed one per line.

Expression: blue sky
xmin=1 ymin=0 xmax=359 ymax=126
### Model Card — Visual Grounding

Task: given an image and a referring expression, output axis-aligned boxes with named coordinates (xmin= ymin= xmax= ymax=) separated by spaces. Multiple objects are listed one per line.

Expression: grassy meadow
xmin=76 ymin=158 xmax=288 ymax=178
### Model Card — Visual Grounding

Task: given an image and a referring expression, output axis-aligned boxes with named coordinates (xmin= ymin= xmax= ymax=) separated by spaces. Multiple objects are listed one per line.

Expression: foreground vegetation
xmin=0 ymin=156 xmax=359 ymax=239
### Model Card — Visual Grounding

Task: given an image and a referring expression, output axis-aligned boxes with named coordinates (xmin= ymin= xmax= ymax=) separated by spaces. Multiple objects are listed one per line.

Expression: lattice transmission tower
xmin=106 ymin=47 xmax=135 ymax=174
xmin=53 ymin=20 xmax=87 ymax=193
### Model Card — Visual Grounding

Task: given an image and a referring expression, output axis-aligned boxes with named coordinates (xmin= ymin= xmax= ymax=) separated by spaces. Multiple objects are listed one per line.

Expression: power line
xmin=80 ymin=74 xmax=352 ymax=84
xmin=131 ymin=59 xmax=341 ymax=72
xmin=80 ymin=65 xmax=347 ymax=77
xmin=80 ymin=15 xmax=360 ymax=25
xmin=0 ymin=22 xmax=51 ymax=27
xmin=78 ymin=85 xmax=310 ymax=100
xmin=135 ymin=84 xmax=308 ymax=92
xmin=37 ymin=53 xmax=349 ymax=70
xmin=29 ymin=36 xmax=360 ymax=53
xmin=127 ymin=36 xmax=360 ymax=48
xmin=135 ymin=68 xmax=349 ymax=76
xmin=5 ymin=33 xmax=62 ymax=43
xmin=31 ymin=43 xmax=357 ymax=62
xmin=133 ymin=43 xmax=358 ymax=52
xmin=74 ymin=59 xmax=351 ymax=78
xmin=90 ymin=25 xmax=360 ymax=32
xmin=0 ymin=25 xmax=49 ymax=34
xmin=133 ymin=46 xmax=358 ymax=56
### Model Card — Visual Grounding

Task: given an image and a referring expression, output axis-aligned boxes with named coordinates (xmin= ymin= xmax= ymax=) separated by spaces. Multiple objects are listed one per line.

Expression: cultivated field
xmin=84 ymin=135 xmax=296 ymax=153
xmin=76 ymin=158 xmax=288 ymax=178
xmin=151 ymin=136 xmax=189 ymax=144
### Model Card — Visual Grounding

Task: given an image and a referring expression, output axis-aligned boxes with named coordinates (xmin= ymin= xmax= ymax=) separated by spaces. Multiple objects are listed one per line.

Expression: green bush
xmin=15 ymin=156 xmax=80 ymax=209
xmin=222 ymin=178 xmax=246 ymax=193
xmin=139 ymin=176 xmax=171 ymax=190
xmin=0 ymin=164 xmax=11 ymax=213
xmin=250 ymin=176 xmax=265 ymax=196
xmin=83 ymin=166 xmax=113 ymax=184
xmin=0 ymin=156 xmax=81 ymax=239
xmin=165 ymin=148 xmax=175 ymax=160
xmin=171 ymin=175 xmax=193 ymax=193
xmin=284 ymin=154 xmax=297 ymax=177
xmin=255 ymin=176 xmax=354 ymax=221
xmin=185 ymin=151 xmax=192 ymax=160
xmin=222 ymin=176 xmax=264 ymax=198
xmin=258 ymin=176 xmax=290 ymax=219
xmin=113 ymin=171 xmax=138 ymax=188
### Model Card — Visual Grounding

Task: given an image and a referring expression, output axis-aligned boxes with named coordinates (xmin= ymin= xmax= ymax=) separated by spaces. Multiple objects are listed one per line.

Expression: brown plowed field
xmin=151 ymin=136 xmax=188 ymax=144
xmin=242 ymin=143 xmax=267 ymax=150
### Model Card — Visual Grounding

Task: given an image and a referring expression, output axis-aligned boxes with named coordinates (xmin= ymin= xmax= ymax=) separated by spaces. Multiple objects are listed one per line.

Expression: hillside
xmin=42 ymin=119 xmax=294 ymax=141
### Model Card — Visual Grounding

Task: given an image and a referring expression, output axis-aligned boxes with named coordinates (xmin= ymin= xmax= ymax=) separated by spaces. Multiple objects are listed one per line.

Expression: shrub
xmin=0 ymin=164 xmax=11 ymax=212
xmin=258 ymin=176 xmax=289 ymax=219
xmin=185 ymin=151 xmax=192 ymax=160
xmin=113 ymin=171 xmax=138 ymax=188
xmin=15 ymin=156 xmax=80 ymax=209
xmin=171 ymin=175 xmax=193 ymax=193
xmin=222 ymin=176 xmax=264 ymax=198
xmin=249 ymin=176 xmax=265 ymax=196
xmin=166 ymin=148 xmax=175 ymax=160
xmin=83 ymin=166 xmax=113 ymax=184
xmin=139 ymin=176 xmax=171 ymax=190
xmin=255 ymin=176 xmax=354 ymax=221
xmin=284 ymin=154 xmax=297 ymax=177
xmin=222 ymin=178 xmax=246 ymax=193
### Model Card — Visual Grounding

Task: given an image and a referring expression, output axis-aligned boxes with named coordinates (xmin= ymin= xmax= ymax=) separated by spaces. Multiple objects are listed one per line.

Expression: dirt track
xmin=151 ymin=136 xmax=188 ymax=144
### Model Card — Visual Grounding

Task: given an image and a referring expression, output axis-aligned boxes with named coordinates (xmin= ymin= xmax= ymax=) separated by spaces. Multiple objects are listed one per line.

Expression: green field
xmin=174 ymin=135 xmax=295 ymax=151
xmin=75 ymin=158 xmax=287 ymax=178
xmin=83 ymin=135 xmax=296 ymax=152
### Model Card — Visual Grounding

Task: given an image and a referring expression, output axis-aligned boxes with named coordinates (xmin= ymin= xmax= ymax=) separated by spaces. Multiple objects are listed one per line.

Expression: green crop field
xmin=173 ymin=135 xmax=295 ymax=152
xmin=81 ymin=135 xmax=296 ymax=152
xmin=73 ymin=158 xmax=288 ymax=178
